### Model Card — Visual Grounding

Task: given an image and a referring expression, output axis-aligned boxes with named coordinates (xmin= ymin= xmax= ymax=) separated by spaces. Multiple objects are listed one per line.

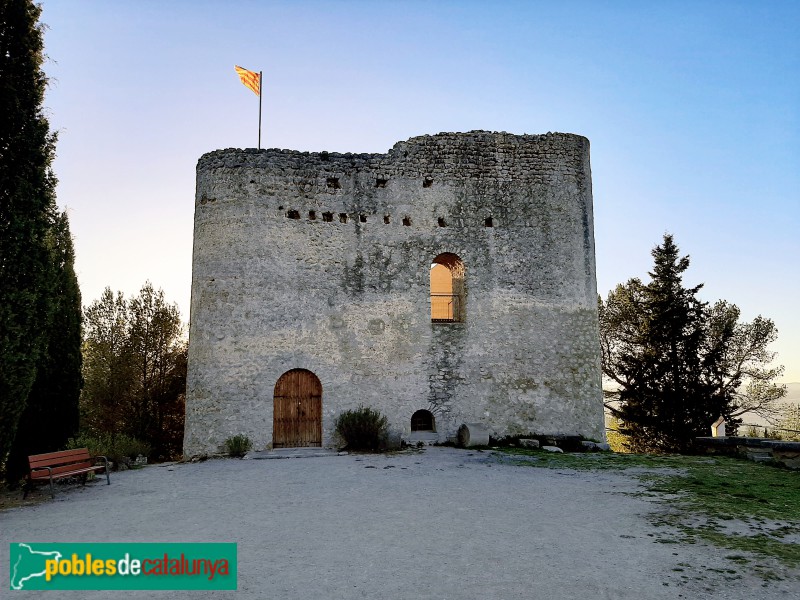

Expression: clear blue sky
xmin=39 ymin=0 xmax=799 ymax=381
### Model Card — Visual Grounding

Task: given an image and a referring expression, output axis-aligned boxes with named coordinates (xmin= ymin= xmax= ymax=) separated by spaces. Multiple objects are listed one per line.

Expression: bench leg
xmin=49 ymin=476 xmax=55 ymax=499
xmin=22 ymin=480 xmax=29 ymax=500
xmin=106 ymin=469 xmax=111 ymax=485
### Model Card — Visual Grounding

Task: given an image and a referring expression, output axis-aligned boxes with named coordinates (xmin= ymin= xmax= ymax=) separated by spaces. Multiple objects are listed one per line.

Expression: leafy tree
xmin=81 ymin=283 xmax=186 ymax=460
xmin=600 ymin=234 xmax=785 ymax=453
xmin=704 ymin=300 xmax=786 ymax=422
xmin=776 ymin=404 xmax=800 ymax=442
xmin=0 ymin=0 xmax=61 ymax=465
xmin=6 ymin=212 xmax=82 ymax=482
xmin=82 ymin=288 xmax=135 ymax=434
xmin=126 ymin=283 xmax=186 ymax=458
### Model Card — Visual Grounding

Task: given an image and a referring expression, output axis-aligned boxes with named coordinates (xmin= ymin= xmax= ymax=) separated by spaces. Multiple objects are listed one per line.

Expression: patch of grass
xmin=725 ymin=554 xmax=750 ymax=563
xmin=694 ymin=530 xmax=800 ymax=567
xmin=496 ymin=446 xmax=710 ymax=471
xmin=495 ymin=447 xmax=800 ymax=568
xmin=645 ymin=458 xmax=800 ymax=522
xmin=224 ymin=434 xmax=253 ymax=458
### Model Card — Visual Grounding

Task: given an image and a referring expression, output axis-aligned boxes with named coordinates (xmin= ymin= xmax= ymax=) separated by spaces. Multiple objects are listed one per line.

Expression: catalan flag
xmin=234 ymin=65 xmax=261 ymax=96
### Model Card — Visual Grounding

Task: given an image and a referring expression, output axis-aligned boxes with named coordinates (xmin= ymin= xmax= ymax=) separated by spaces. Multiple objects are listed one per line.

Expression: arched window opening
xmin=411 ymin=409 xmax=435 ymax=432
xmin=430 ymin=253 xmax=465 ymax=323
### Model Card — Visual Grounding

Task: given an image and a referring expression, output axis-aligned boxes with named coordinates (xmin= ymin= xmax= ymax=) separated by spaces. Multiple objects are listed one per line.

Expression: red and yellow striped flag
xmin=234 ymin=65 xmax=260 ymax=96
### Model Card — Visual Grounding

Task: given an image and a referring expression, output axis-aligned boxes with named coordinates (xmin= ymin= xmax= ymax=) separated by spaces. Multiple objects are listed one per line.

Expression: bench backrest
xmin=28 ymin=448 xmax=94 ymax=476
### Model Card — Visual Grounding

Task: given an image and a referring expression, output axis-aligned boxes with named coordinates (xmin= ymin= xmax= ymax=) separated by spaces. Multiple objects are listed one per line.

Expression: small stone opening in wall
xmin=375 ymin=178 xmax=388 ymax=188
xmin=411 ymin=409 xmax=435 ymax=432
xmin=403 ymin=216 xmax=412 ymax=226
xmin=249 ymin=179 xmax=255 ymax=184
xmin=485 ymin=216 xmax=493 ymax=227
xmin=278 ymin=205 xmax=284 ymax=210
xmin=327 ymin=177 xmax=341 ymax=189
xmin=359 ymin=214 xmax=367 ymax=223
xmin=309 ymin=210 xmax=316 ymax=220
xmin=322 ymin=212 xmax=333 ymax=222
xmin=339 ymin=213 xmax=348 ymax=223
xmin=423 ymin=178 xmax=433 ymax=188
xmin=384 ymin=215 xmax=390 ymax=224
xmin=438 ymin=217 xmax=447 ymax=227
xmin=287 ymin=210 xmax=300 ymax=219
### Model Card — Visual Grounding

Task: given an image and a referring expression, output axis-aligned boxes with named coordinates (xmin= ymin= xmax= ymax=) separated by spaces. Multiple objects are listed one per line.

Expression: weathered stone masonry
xmin=184 ymin=131 xmax=605 ymax=455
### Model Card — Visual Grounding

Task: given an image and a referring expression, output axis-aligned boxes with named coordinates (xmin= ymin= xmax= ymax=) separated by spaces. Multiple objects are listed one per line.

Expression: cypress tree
xmin=6 ymin=212 xmax=82 ymax=482
xmin=0 ymin=0 xmax=60 ymax=466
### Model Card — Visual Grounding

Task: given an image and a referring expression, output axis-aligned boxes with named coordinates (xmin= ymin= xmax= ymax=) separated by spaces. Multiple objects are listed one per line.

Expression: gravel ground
xmin=1 ymin=446 xmax=797 ymax=599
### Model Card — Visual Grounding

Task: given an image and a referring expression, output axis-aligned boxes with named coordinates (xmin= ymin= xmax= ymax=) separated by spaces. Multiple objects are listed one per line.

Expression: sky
xmin=38 ymin=0 xmax=799 ymax=382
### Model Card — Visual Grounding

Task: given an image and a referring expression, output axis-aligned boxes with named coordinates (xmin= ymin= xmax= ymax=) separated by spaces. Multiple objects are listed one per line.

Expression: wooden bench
xmin=25 ymin=448 xmax=110 ymax=499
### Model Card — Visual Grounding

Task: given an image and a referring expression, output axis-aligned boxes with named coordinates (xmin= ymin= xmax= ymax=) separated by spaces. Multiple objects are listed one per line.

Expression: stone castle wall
xmin=184 ymin=131 xmax=604 ymax=455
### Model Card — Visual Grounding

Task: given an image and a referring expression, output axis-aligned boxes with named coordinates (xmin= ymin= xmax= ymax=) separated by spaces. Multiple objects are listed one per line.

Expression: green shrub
xmin=224 ymin=434 xmax=252 ymax=458
xmin=334 ymin=406 xmax=388 ymax=451
xmin=65 ymin=433 xmax=151 ymax=470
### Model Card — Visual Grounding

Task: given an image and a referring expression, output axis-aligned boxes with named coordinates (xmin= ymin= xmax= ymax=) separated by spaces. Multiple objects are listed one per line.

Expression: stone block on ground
xmin=457 ymin=423 xmax=490 ymax=447
xmin=519 ymin=438 xmax=540 ymax=449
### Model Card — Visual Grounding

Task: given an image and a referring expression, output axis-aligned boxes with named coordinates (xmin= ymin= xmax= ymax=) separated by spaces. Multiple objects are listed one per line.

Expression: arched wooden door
xmin=273 ymin=369 xmax=322 ymax=448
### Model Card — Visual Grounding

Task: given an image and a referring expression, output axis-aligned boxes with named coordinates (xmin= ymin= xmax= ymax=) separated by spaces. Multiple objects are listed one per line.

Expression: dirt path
xmin=1 ymin=447 xmax=796 ymax=598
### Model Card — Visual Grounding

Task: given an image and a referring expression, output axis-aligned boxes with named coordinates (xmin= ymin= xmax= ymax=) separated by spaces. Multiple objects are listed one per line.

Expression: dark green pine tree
xmin=601 ymin=235 xmax=733 ymax=452
xmin=0 ymin=0 xmax=60 ymax=467
xmin=6 ymin=212 xmax=82 ymax=483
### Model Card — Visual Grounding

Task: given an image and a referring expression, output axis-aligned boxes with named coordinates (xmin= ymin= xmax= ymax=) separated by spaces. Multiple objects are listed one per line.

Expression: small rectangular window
xmin=375 ymin=178 xmax=388 ymax=188
xmin=327 ymin=177 xmax=341 ymax=189
xmin=384 ymin=215 xmax=390 ymax=224
xmin=484 ymin=216 xmax=493 ymax=227
xmin=339 ymin=213 xmax=348 ymax=223
xmin=402 ymin=216 xmax=412 ymax=226
xmin=287 ymin=210 xmax=300 ymax=219
xmin=322 ymin=212 xmax=333 ymax=222
xmin=437 ymin=217 xmax=447 ymax=227
xmin=309 ymin=210 xmax=317 ymax=220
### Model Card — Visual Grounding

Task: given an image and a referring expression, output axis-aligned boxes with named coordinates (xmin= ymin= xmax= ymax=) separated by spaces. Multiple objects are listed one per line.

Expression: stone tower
xmin=184 ymin=131 xmax=604 ymax=455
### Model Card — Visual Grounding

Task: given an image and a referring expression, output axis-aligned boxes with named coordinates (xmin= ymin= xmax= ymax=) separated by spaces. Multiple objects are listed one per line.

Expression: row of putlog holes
xmin=275 ymin=177 xmax=493 ymax=226
xmin=325 ymin=176 xmax=430 ymax=189
xmin=282 ymin=208 xmax=493 ymax=228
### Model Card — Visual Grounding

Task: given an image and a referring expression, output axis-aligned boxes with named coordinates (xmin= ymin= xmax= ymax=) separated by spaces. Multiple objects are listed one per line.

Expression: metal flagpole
xmin=258 ymin=71 xmax=263 ymax=150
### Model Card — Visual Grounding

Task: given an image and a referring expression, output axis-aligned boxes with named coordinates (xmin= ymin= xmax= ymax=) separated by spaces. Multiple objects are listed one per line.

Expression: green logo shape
xmin=9 ymin=543 xmax=237 ymax=590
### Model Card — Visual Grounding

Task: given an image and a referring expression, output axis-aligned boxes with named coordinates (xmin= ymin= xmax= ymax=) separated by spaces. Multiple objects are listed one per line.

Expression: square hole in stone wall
xmin=287 ymin=210 xmax=300 ymax=219
xmin=384 ymin=215 xmax=390 ymax=224
xmin=375 ymin=178 xmax=388 ymax=188
xmin=485 ymin=216 xmax=493 ymax=227
xmin=327 ymin=177 xmax=341 ymax=189
xmin=322 ymin=212 xmax=333 ymax=222
xmin=437 ymin=217 xmax=447 ymax=227
xmin=339 ymin=213 xmax=348 ymax=223
xmin=309 ymin=210 xmax=317 ymax=220
xmin=402 ymin=216 xmax=412 ymax=226
xmin=423 ymin=178 xmax=433 ymax=188
xmin=359 ymin=214 xmax=367 ymax=223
